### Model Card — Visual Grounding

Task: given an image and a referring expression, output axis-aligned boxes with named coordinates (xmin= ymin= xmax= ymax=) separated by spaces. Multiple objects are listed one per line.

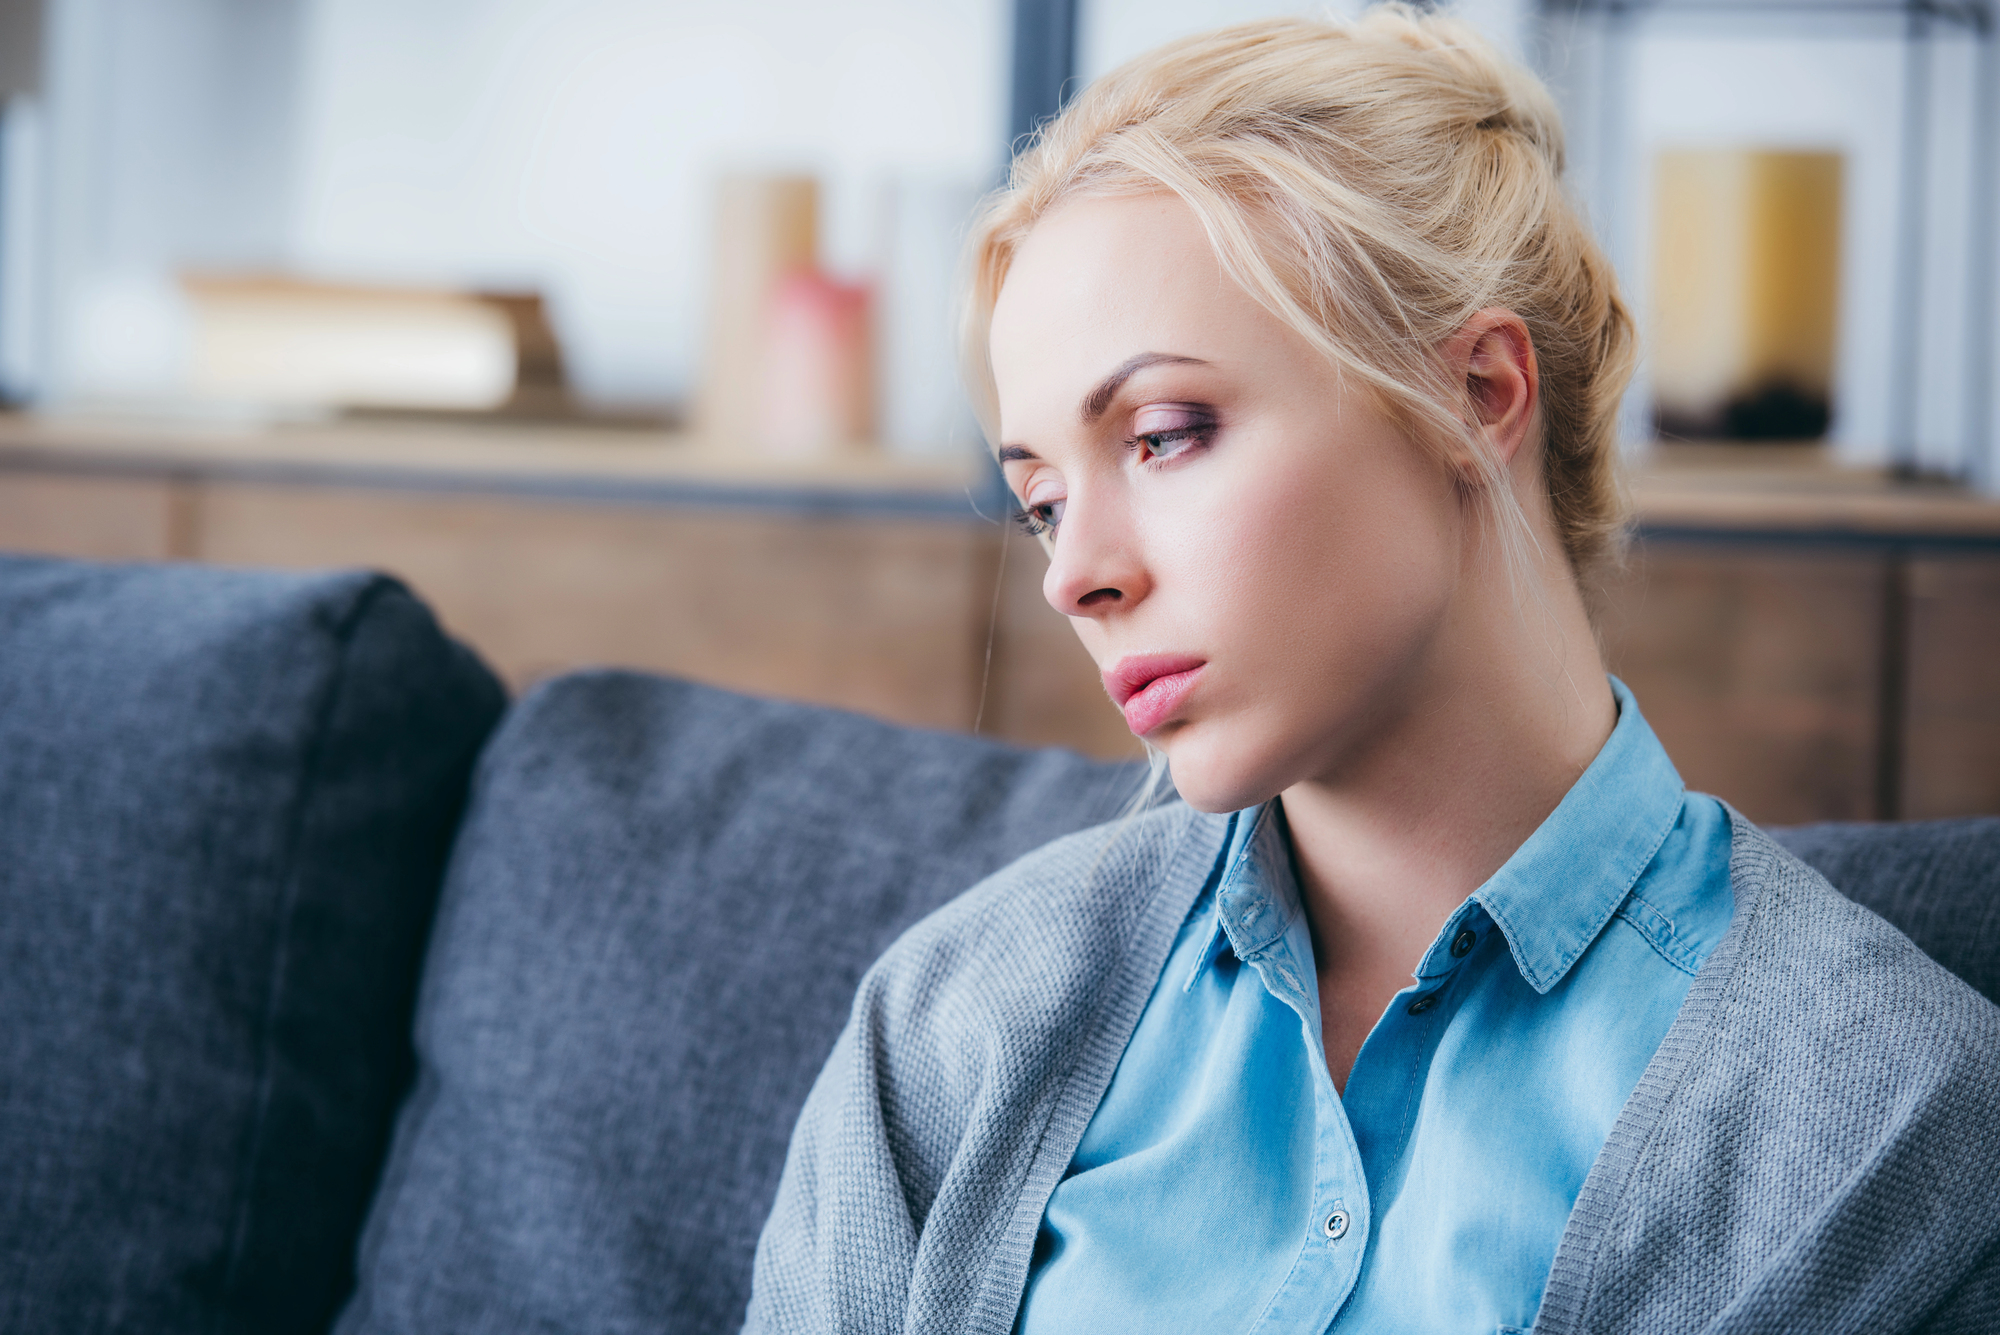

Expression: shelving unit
xmin=4 ymin=415 xmax=1999 ymax=820
xmin=1542 ymin=0 xmax=1999 ymax=484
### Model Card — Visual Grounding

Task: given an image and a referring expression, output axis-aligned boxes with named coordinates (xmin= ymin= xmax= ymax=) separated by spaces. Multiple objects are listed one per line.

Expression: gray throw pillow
xmin=0 ymin=556 xmax=506 ymax=1335
xmin=339 ymin=671 xmax=1142 ymax=1335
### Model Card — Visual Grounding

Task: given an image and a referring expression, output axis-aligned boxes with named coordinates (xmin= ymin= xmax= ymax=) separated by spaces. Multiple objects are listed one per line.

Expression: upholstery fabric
xmin=1770 ymin=817 xmax=2000 ymax=1005
xmin=337 ymin=671 xmax=1141 ymax=1335
xmin=0 ymin=556 xmax=505 ymax=1335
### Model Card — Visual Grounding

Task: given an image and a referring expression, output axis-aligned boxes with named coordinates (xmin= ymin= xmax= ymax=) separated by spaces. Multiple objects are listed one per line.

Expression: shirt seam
xmin=1479 ymin=788 xmax=1685 ymax=994
xmin=1208 ymin=803 xmax=1291 ymax=972
xmin=1613 ymin=890 xmax=1704 ymax=977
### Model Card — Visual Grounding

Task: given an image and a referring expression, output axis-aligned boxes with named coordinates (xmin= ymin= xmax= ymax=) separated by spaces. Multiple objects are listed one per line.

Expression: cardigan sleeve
xmin=741 ymin=805 xmax=1222 ymax=1335
xmin=743 ymin=972 xmax=927 ymax=1335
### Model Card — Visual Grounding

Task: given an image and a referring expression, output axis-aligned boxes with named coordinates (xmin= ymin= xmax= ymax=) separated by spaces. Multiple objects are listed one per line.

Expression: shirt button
xmin=1450 ymin=928 xmax=1477 ymax=959
xmin=1323 ymin=1209 xmax=1350 ymax=1240
xmin=1408 ymin=991 xmax=1441 ymax=1015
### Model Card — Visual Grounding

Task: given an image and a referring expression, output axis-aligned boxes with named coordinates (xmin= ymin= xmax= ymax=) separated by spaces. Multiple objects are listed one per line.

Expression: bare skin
xmin=988 ymin=193 xmax=1614 ymax=1091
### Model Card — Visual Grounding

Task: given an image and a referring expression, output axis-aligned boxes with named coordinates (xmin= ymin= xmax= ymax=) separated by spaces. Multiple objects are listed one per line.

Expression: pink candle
xmin=758 ymin=270 xmax=875 ymax=458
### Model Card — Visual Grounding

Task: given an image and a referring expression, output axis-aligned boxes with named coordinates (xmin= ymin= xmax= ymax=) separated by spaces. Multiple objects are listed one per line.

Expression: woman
xmin=746 ymin=10 xmax=2000 ymax=1333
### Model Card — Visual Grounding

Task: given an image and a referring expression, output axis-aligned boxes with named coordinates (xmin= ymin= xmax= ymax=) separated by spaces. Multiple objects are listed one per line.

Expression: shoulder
xmin=1698 ymin=813 xmax=2000 ymax=1147
xmin=1540 ymin=812 xmax=2000 ymax=1334
xmin=772 ymin=800 xmax=1228 ymax=1252
xmin=853 ymin=801 xmax=1228 ymax=1040
xmin=1722 ymin=812 xmax=2000 ymax=1065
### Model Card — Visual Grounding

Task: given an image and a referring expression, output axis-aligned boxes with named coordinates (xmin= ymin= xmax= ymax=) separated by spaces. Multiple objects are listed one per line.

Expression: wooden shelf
xmin=0 ymin=412 xmax=987 ymax=517
xmin=7 ymin=415 xmax=2000 ymax=539
xmin=1629 ymin=443 xmax=2000 ymax=545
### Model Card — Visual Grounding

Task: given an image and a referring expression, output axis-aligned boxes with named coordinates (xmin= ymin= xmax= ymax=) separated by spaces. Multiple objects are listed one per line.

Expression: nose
xmin=1041 ymin=491 xmax=1150 ymax=621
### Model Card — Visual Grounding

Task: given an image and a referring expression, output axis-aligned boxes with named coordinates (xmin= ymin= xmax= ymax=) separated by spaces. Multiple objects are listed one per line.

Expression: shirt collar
xmin=1185 ymin=676 xmax=1685 ymax=998
xmin=1184 ymin=803 xmax=1299 ymax=989
xmin=1472 ymin=676 xmax=1686 ymax=994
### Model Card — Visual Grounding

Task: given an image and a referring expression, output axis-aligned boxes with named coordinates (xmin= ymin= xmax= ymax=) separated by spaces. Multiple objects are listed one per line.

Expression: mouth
xmin=1103 ymin=654 xmax=1208 ymax=737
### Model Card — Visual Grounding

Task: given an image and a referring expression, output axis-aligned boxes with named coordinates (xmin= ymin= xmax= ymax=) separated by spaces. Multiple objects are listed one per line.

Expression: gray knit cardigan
xmin=744 ymin=804 xmax=2000 ymax=1334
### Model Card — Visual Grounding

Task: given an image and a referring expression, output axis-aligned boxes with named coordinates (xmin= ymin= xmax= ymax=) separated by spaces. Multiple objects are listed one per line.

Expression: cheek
xmin=1160 ymin=439 xmax=1461 ymax=809
xmin=1189 ymin=433 xmax=1460 ymax=674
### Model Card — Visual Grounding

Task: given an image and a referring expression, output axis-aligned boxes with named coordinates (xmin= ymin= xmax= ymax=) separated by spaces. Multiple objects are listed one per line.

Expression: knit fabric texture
xmin=744 ymin=807 xmax=2000 ymax=1335
xmin=0 ymin=556 xmax=505 ymax=1335
xmin=338 ymin=671 xmax=1141 ymax=1335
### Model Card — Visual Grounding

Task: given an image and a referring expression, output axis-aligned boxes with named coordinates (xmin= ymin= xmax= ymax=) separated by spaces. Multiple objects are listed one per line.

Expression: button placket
xmin=1407 ymin=915 xmax=1481 ymax=1014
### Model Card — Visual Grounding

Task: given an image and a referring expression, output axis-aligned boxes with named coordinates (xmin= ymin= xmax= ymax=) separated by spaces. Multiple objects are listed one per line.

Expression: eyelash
xmin=1122 ymin=424 xmax=1211 ymax=461
xmin=1011 ymin=505 xmax=1056 ymax=538
xmin=1010 ymin=423 xmax=1216 ymax=537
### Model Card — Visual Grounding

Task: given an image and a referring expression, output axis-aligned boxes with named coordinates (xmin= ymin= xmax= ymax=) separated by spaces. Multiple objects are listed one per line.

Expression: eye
xmin=1012 ymin=497 xmax=1065 ymax=537
xmin=1124 ymin=405 xmax=1215 ymax=465
xmin=1129 ymin=426 xmax=1209 ymax=462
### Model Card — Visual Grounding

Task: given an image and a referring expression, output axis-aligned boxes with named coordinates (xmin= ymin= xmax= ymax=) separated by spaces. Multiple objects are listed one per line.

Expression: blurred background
xmin=0 ymin=0 xmax=1996 ymax=824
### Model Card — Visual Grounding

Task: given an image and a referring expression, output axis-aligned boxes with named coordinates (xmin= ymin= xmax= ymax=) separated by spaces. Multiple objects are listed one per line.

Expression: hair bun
xmin=1361 ymin=3 xmax=1567 ymax=173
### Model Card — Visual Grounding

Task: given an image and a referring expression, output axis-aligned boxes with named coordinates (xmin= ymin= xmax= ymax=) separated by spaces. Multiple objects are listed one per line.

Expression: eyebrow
xmin=996 ymin=352 xmax=1212 ymax=462
xmin=1081 ymin=352 xmax=1209 ymax=423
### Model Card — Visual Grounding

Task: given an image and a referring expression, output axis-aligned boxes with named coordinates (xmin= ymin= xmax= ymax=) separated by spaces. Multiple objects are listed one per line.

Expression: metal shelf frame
xmin=1543 ymin=0 xmax=1998 ymax=484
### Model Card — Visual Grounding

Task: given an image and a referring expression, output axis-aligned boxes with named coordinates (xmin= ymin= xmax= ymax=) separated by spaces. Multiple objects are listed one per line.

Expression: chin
xmin=1158 ymin=724 xmax=1288 ymax=816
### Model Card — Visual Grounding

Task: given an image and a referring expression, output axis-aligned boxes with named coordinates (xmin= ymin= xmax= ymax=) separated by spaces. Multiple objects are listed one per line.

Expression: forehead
xmin=990 ymin=192 xmax=1221 ymax=346
xmin=987 ymin=192 xmax=1301 ymax=433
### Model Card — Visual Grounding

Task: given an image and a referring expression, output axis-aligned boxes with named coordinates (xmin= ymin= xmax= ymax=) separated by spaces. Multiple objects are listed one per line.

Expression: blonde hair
xmin=961 ymin=5 xmax=1637 ymax=577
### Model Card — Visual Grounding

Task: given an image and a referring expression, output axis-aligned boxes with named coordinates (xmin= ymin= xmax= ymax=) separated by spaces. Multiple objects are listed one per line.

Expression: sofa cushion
xmin=1770 ymin=817 xmax=2000 ymax=1005
xmin=339 ymin=671 xmax=1142 ymax=1335
xmin=0 ymin=555 xmax=505 ymax=1335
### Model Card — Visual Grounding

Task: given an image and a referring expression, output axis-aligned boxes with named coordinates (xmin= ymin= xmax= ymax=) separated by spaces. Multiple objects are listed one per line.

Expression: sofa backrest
xmin=337 ymin=667 xmax=2000 ymax=1335
xmin=3 ymin=555 xmax=1991 ymax=1335
xmin=0 ymin=555 xmax=505 ymax=1335
xmin=335 ymin=670 xmax=1141 ymax=1335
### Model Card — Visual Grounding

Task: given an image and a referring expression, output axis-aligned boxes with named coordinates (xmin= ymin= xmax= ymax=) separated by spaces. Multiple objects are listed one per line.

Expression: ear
xmin=1446 ymin=308 xmax=1539 ymax=470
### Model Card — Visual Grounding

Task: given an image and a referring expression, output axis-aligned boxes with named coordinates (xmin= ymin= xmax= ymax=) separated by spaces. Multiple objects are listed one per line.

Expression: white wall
xmin=26 ymin=0 xmax=1005 ymax=414
xmin=22 ymin=0 xmax=1995 ymax=484
xmin=1 ymin=97 xmax=43 ymax=399
xmin=290 ymin=0 xmax=1006 ymax=410
xmin=1081 ymin=0 xmax=1532 ymax=79
xmin=35 ymin=0 xmax=305 ymax=401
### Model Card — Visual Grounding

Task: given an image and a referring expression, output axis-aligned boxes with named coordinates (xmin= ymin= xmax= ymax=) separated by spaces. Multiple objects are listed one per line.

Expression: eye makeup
xmin=1003 ymin=401 xmax=1220 ymax=538
xmin=1124 ymin=403 xmax=1217 ymax=464
xmin=1012 ymin=497 xmax=1064 ymax=537
xmin=1010 ymin=468 xmax=1067 ymax=537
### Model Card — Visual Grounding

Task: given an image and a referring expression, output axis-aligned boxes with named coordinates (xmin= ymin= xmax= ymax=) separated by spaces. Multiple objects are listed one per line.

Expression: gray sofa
xmin=0 ymin=555 xmax=1993 ymax=1335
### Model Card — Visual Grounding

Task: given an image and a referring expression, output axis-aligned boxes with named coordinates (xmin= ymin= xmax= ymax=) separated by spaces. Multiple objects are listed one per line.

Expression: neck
xmin=1282 ymin=526 xmax=1615 ymax=996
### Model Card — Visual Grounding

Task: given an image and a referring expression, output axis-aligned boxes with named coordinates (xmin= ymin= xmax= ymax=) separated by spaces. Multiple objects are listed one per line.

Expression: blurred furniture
xmin=1610 ymin=444 xmax=2000 ymax=822
xmin=1547 ymin=0 xmax=1999 ymax=478
xmin=1 ymin=416 xmax=1998 ymax=821
xmin=0 ymin=554 xmax=1994 ymax=1335
xmin=176 ymin=276 xmax=574 ymax=417
xmin=0 ymin=413 xmax=1019 ymax=739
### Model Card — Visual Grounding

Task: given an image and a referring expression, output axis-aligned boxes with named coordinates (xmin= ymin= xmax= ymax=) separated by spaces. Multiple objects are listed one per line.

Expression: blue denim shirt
xmin=1014 ymin=678 xmax=1734 ymax=1334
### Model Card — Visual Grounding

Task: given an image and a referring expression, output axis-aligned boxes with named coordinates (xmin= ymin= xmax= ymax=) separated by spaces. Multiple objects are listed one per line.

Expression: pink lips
xmin=1103 ymin=654 xmax=1208 ymax=737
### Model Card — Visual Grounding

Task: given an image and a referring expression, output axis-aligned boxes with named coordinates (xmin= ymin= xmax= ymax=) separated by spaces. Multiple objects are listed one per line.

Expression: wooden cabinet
xmin=191 ymin=482 xmax=1003 ymax=735
xmin=2 ymin=419 xmax=1995 ymax=822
